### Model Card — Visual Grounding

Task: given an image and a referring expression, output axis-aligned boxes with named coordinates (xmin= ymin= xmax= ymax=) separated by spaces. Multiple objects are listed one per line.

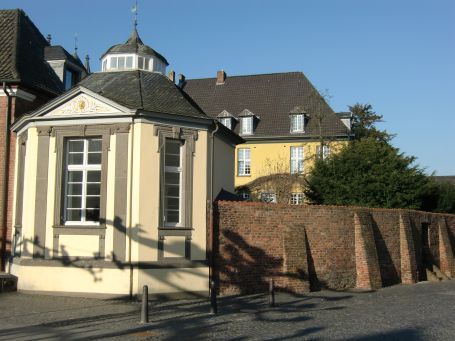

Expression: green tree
xmin=421 ymin=180 xmax=455 ymax=214
xmin=304 ymin=138 xmax=430 ymax=209
xmin=349 ymin=103 xmax=395 ymax=142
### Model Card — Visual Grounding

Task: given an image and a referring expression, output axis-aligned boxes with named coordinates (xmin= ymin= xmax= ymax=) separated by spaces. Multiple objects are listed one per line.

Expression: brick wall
xmin=214 ymin=201 xmax=455 ymax=295
xmin=0 ymin=88 xmax=53 ymax=269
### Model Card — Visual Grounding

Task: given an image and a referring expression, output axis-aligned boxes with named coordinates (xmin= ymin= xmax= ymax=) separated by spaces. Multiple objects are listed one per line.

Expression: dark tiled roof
xmin=433 ymin=176 xmax=455 ymax=185
xmin=44 ymin=46 xmax=85 ymax=69
xmin=101 ymin=29 xmax=168 ymax=66
xmin=0 ymin=9 xmax=63 ymax=95
xmin=183 ymin=72 xmax=350 ymax=139
xmin=79 ymin=70 xmax=207 ymax=119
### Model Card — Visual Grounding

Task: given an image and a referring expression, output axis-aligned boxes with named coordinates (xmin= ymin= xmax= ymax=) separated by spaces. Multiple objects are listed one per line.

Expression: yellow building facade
xmin=184 ymin=71 xmax=352 ymax=202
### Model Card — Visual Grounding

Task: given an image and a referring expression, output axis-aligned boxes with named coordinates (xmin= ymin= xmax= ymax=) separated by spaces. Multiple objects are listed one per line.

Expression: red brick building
xmin=0 ymin=9 xmax=86 ymax=269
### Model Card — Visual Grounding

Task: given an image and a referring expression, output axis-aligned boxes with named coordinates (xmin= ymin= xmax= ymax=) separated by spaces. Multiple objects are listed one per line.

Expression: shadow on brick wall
xmin=370 ymin=219 xmax=399 ymax=287
xmin=215 ymin=229 xmax=283 ymax=295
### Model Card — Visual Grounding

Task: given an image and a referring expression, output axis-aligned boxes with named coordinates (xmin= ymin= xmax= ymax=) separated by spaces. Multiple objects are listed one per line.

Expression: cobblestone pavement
xmin=1 ymin=280 xmax=455 ymax=340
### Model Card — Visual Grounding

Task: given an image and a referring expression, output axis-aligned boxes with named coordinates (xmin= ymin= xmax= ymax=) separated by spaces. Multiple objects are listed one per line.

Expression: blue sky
xmin=3 ymin=0 xmax=454 ymax=175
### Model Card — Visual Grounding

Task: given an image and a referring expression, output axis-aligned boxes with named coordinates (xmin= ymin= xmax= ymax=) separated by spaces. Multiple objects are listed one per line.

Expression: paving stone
xmin=0 ymin=281 xmax=454 ymax=340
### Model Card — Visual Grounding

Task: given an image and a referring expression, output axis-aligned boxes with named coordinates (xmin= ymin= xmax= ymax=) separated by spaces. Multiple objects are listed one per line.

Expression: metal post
xmin=269 ymin=278 xmax=275 ymax=307
xmin=140 ymin=285 xmax=149 ymax=323
xmin=209 ymin=280 xmax=218 ymax=315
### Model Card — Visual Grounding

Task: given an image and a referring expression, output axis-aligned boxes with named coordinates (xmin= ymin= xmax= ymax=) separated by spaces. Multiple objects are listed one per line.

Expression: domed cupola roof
xmin=100 ymin=28 xmax=168 ymax=66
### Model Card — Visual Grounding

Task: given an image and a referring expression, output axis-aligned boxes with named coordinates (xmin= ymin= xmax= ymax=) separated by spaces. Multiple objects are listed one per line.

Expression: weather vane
xmin=74 ymin=32 xmax=78 ymax=55
xmin=132 ymin=0 xmax=138 ymax=28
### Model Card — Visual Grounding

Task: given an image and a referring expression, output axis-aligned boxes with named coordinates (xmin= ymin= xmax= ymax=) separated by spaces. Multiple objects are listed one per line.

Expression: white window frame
xmin=316 ymin=145 xmax=330 ymax=160
xmin=238 ymin=148 xmax=251 ymax=176
xmin=164 ymin=139 xmax=183 ymax=227
xmin=64 ymin=138 xmax=102 ymax=226
xmin=290 ymin=114 xmax=304 ymax=133
xmin=290 ymin=193 xmax=304 ymax=205
xmin=240 ymin=116 xmax=253 ymax=135
xmin=261 ymin=192 xmax=277 ymax=203
xmin=290 ymin=146 xmax=304 ymax=174
xmin=219 ymin=117 xmax=232 ymax=129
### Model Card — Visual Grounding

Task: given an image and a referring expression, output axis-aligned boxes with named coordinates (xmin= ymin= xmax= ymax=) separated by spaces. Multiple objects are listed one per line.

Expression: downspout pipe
xmin=1 ymin=82 xmax=13 ymax=271
xmin=208 ymin=122 xmax=219 ymax=290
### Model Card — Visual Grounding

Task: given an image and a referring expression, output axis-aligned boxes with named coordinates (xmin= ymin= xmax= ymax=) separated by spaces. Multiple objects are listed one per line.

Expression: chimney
xmin=46 ymin=34 xmax=52 ymax=44
xmin=168 ymin=70 xmax=176 ymax=83
xmin=216 ymin=70 xmax=226 ymax=85
xmin=178 ymin=74 xmax=186 ymax=88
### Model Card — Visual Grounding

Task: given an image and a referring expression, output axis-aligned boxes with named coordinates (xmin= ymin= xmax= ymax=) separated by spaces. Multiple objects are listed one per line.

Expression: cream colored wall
xmin=45 ymin=136 xmax=56 ymax=258
xmin=138 ymin=267 xmax=209 ymax=295
xmin=234 ymin=140 xmax=347 ymax=187
xmin=135 ymin=122 xmax=160 ymax=263
xmin=213 ymin=135 xmax=235 ymax=196
xmin=191 ymin=130 xmax=208 ymax=260
xmin=13 ymin=120 xmax=212 ymax=296
xmin=11 ymin=263 xmax=130 ymax=295
xmin=104 ymin=133 xmax=117 ymax=260
xmin=21 ymin=127 xmax=38 ymax=258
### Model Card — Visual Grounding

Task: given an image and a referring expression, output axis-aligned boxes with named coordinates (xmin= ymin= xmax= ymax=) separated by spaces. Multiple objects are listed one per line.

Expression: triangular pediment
xmin=33 ymin=87 xmax=133 ymax=119
xmin=46 ymin=93 xmax=123 ymax=116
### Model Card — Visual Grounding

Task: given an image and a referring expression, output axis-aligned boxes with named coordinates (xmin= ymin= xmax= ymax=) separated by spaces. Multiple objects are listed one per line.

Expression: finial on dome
xmin=73 ymin=32 xmax=78 ymax=57
xmin=132 ymin=0 xmax=138 ymax=30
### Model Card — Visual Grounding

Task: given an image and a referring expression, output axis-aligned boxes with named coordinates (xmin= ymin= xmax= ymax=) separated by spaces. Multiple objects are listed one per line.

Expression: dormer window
xmin=239 ymin=109 xmax=257 ymax=136
xmin=217 ymin=110 xmax=237 ymax=130
xmin=289 ymin=106 xmax=306 ymax=133
xmin=290 ymin=114 xmax=304 ymax=133
xmin=240 ymin=116 xmax=253 ymax=135
xmin=220 ymin=117 xmax=232 ymax=129
xmin=64 ymin=68 xmax=79 ymax=90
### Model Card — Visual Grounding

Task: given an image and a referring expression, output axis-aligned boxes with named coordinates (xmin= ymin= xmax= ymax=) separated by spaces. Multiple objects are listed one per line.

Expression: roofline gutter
xmin=1 ymin=82 xmax=13 ymax=271
xmin=241 ymin=134 xmax=351 ymax=143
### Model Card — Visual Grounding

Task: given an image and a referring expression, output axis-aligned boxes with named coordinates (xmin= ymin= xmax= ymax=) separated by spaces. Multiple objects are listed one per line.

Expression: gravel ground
xmin=0 ymin=280 xmax=455 ymax=340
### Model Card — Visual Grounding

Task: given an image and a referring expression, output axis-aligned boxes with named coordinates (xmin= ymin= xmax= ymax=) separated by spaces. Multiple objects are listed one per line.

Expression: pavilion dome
xmin=100 ymin=28 xmax=168 ymax=74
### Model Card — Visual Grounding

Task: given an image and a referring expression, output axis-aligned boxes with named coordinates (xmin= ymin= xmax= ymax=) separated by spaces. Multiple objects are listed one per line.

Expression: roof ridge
xmin=186 ymin=71 xmax=304 ymax=81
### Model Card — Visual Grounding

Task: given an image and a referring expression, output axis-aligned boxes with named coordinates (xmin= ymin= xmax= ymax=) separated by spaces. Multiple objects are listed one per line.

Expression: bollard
xmin=140 ymin=285 xmax=149 ymax=323
xmin=209 ymin=280 xmax=218 ymax=315
xmin=269 ymin=278 xmax=275 ymax=307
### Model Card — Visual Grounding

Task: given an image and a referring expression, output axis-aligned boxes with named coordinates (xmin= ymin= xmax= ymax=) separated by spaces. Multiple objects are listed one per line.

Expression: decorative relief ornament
xmin=49 ymin=95 xmax=117 ymax=115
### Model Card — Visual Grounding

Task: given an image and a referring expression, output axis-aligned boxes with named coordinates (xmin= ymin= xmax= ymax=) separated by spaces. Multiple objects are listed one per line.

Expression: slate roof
xmin=183 ymin=72 xmax=350 ymax=139
xmin=101 ymin=28 xmax=168 ymax=66
xmin=0 ymin=9 xmax=63 ymax=95
xmin=79 ymin=70 xmax=207 ymax=119
xmin=432 ymin=176 xmax=455 ymax=185
xmin=44 ymin=46 xmax=85 ymax=69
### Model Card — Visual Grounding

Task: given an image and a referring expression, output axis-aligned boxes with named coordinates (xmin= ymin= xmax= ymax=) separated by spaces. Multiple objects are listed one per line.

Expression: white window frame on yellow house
xmin=290 ymin=146 xmax=304 ymax=174
xmin=260 ymin=192 xmax=277 ymax=203
xmin=238 ymin=148 xmax=251 ymax=176
xmin=240 ymin=116 xmax=253 ymax=135
xmin=316 ymin=144 xmax=330 ymax=160
xmin=290 ymin=114 xmax=304 ymax=133
xmin=290 ymin=192 xmax=304 ymax=205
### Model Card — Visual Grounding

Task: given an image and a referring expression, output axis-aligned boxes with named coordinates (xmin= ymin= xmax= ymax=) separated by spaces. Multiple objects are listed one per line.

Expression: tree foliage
xmin=421 ymin=180 xmax=455 ymax=214
xmin=304 ymin=138 xmax=430 ymax=209
xmin=349 ymin=103 xmax=395 ymax=142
